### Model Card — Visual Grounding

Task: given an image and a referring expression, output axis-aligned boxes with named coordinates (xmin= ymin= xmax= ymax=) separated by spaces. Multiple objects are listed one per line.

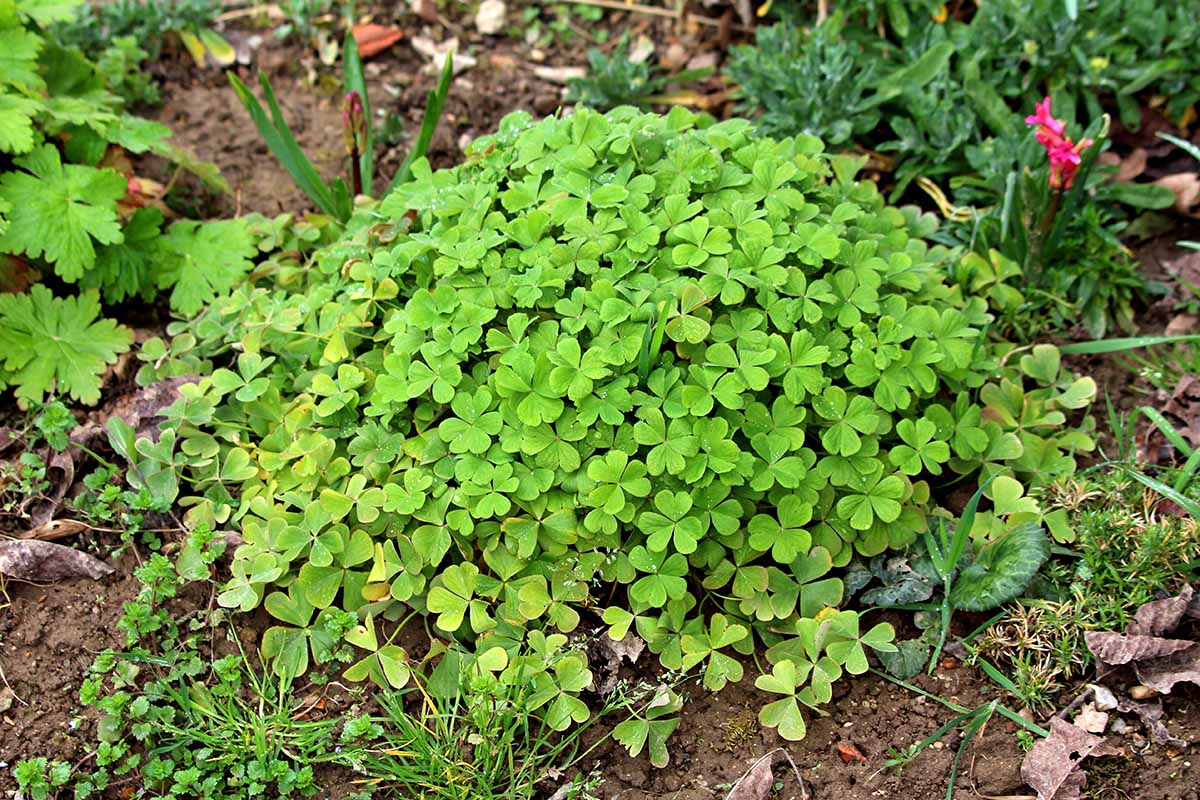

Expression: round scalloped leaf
xmin=948 ymin=523 xmax=1050 ymax=612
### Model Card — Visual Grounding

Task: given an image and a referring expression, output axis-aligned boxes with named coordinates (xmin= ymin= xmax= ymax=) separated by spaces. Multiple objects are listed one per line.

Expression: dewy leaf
xmin=0 ymin=285 xmax=132 ymax=404
xmin=0 ymin=145 xmax=127 ymax=281
xmin=158 ymin=219 xmax=257 ymax=315
xmin=949 ymin=522 xmax=1049 ymax=612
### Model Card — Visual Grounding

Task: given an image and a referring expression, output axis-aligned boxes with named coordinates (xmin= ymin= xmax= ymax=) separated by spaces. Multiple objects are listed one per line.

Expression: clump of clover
xmin=137 ymin=107 xmax=1095 ymax=745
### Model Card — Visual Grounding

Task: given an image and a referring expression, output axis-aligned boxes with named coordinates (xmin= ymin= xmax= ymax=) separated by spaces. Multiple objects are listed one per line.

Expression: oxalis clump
xmin=124 ymin=106 xmax=1095 ymax=746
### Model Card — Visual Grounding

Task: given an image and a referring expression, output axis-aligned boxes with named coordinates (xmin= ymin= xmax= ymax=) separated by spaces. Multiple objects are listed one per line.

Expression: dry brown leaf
xmin=0 ymin=539 xmax=113 ymax=582
xmin=725 ymin=754 xmax=775 ymax=800
xmin=1129 ymin=585 xmax=1194 ymax=636
xmin=836 ymin=741 xmax=867 ymax=764
xmin=20 ymin=449 xmax=75 ymax=528
xmin=352 ymin=23 xmax=404 ymax=58
xmin=410 ymin=0 xmax=439 ymax=23
xmin=1166 ymin=313 xmax=1199 ymax=335
xmin=1074 ymin=703 xmax=1109 ymax=734
xmin=474 ymin=0 xmax=506 ymax=35
xmin=1153 ymin=172 xmax=1200 ymax=216
xmin=0 ymin=427 xmax=18 ymax=456
xmin=105 ymin=375 xmax=196 ymax=442
xmin=592 ymin=633 xmax=646 ymax=695
xmin=22 ymin=519 xmax=89 ymax=542
xmin=1021 ymin=718 xmax=1120 ymax=800
xmin=0 ymin=255 xmax=39 ymax=294
xmin=1133 ymin=644 xmax=1200 ymax=694
xmin=1085 ymin=631 xmax=1196 ymax=666
xmin=1116 ymin=699 xmax=1185 ymax=747
xmin=1113 ymin=148 xmax=1148 ymax=182
xmin=532 ymin=65 xmax=586 ymax=84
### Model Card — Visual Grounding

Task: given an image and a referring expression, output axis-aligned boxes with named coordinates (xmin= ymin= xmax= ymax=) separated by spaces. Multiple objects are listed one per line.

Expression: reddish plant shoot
xmin=1025 ymin=96 xmax=1092 ymax=190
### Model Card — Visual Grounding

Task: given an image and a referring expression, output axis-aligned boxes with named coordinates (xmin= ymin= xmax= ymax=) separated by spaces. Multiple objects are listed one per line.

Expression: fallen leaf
xmin=591 ymin=633 xmax=646 ymax=695
xmin=687 ymin=51 xmax=721 ymax=71
xmin=1021 ymin=718 xmax=1120 ymax=800
xmin=411 ymin=36 xmax=476 ymax=74
xmin=1084 ymin=586 xmax=1200 ymax=695
xmin=1074 ymin=703 xmax=1109 ymax=734
xmin=22 ymin=519 xmax=89 ymax=542
xmin=1166 ymin=313 xmax=1198 ymax=335
xmin=0 ymin=255 xmax=39 ymax=294
xmin=1100 ymin=148 xmax=1148 ymax=183
xmin=1133 ymin=644 xmax=1200 ymax=694
xmin=1084 ymin=631 xmax=1195 ymax=666
xmin=20 ymin=450 xmax=75 ymax=528
xmin=836 ymin=741 xmax=867 ymax=764
xmin=1153 ymin=172 xmax=1200 ymax=216
xmin=0 ymin=539 xmax=114 ymax=582
xmin=628 ymin=34 xmax=655 ymax=64
xmin=725 ymin=754 xmax=775 ymax=800
xmin=352 ymin=23 xmax=404 ymax=58
xmin=1129 ymin=585 xmax=1193 ymax=636
xmin=1116 ymin=699 xmax=1184 ymax=747
xmin=0 ymin=686 xmax=14 ymax=713
xmin=475 ymin=0 xmax=506 ymax=35
xmin=104 ymin=375 xmax=197 ymax=442
xmin=532 ymin=65 xmax=587 ymax=84
xmin=0 ymin=427 xmax=18 ymax=456
xmin=1090 ymin=684 xmax=1119 ymax=711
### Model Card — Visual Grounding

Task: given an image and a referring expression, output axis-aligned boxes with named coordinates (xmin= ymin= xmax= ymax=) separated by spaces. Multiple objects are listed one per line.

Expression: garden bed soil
xmin=3 ymin=567 xmax=1200 ymax=799
xmin=5 ymin=5 xmax=1200 ymax=799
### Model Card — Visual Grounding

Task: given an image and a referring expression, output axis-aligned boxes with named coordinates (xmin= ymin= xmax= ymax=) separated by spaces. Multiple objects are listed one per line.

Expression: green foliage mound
xmin=132 ymin=106 xmax=1095 ymax=740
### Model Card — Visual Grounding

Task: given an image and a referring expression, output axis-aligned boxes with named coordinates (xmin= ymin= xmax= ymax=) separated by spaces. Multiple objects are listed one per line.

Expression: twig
xmin=777 ymin=748 xmax=809 ymax=800
xmin=566 ymin=0 xmax=755 ymax=31
xmin=723 ymin=748 xmax=808 ymax=800
xmin=0 ymin=659 xmax=26 ymax=706
xmin=215 ymin=4 xmax=287 ymax=22
xmin=1053 ymin=684 xmax=1095 ymax=722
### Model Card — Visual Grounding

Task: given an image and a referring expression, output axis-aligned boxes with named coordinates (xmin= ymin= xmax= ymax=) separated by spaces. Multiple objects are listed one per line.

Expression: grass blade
xmin=342 ymin=28 xmax=373 ymax=192
xmin=228 ymin=70 xmax=338 ymax=218
xmin=1120 ymin=465 xmax=1200 ymax=518
xmin=1157 ymin=131 xmax=1200 ymax=162
xmin=1059 ymin=335 xmax=1200 ymax=354
xmin=257 ymin=71 xmax=339 ymax=216
xmin=1138 ymin=405 xmax=1194 ymax=457
xmin=390 ymin=52 xmax=454 ymax=192
xmin=1174 ymin=447 xmax=1200 ymax=496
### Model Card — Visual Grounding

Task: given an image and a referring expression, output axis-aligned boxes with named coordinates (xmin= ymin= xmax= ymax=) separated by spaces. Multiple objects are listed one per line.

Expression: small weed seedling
xmin=871 ymin=668 xmax=1048 ymax=800
xmin=566 ymin=35 xmax=713 ymax=111
xmin=229 ymin=29 xmax=453 ymax=221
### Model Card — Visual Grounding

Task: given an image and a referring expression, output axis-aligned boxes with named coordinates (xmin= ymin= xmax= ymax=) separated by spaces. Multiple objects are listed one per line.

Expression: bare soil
xmin=3 ymin=568 xmax=1200 ymax=798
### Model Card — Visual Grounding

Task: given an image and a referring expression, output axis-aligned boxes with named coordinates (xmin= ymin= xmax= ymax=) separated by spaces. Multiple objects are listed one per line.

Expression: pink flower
xmin=1025 ymin=97 xmax=1065 ymax=139
xmin=1025 ymin=97 xmax=1091 ymax=190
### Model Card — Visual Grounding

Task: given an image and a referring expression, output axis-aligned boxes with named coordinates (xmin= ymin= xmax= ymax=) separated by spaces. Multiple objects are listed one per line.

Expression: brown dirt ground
xmin=3 ymin=566 xmax=1200 ymax=798
xmin=5 ymin=4 xmax=1200 ymax=799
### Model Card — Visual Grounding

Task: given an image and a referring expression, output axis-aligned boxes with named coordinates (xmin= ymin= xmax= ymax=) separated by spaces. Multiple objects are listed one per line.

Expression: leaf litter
xmin=1021 ymin=718 xmax=1122 ymax=800
xmin=0 ymin=539 xmax=113 ymax=581
xmin=1085 ymin=584 xmax=1200 ymax=694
